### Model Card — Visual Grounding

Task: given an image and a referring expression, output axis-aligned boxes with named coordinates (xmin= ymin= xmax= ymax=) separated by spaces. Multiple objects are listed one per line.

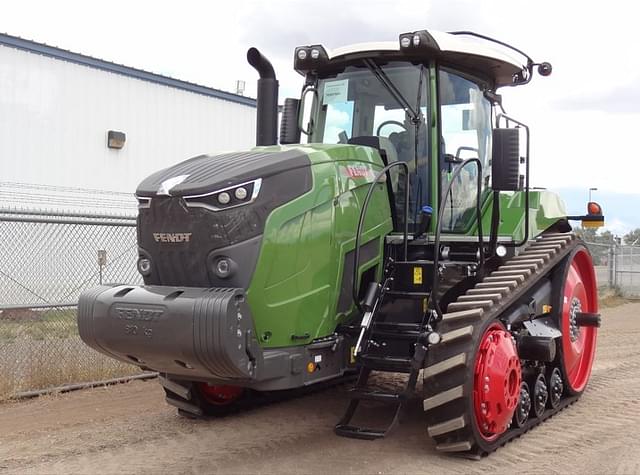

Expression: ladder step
xmin=359 ymin=355 xmax=413 ymax=373
xmin=334 ymin=424 xmax=388 ymax=440
xmin=349 ymin=388 xmax=402 ymax=403
xmin=374 ymin=322 xmax=423 ymax=331
xmin=385 ymin=290 xmax=431 ymax=299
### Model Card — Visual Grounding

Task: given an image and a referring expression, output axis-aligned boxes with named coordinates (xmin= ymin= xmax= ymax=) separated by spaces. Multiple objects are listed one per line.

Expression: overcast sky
xmin=3 ymin=0 xmax=639 ymax=230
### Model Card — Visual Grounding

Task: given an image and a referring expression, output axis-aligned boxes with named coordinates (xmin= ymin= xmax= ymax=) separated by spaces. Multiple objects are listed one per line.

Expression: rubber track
xmin=423 ymin=232 xmax=583 ymax=456
xmin=161 ymin=372 xmax=358 ymax=419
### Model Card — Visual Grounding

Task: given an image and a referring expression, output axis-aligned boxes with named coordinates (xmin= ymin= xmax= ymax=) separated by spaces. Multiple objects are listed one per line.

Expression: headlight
xmin=234 ymin=187 xmax=248 ymax=200
xmin=213 ymin=257 xmax=235 ymax=279
xmin=137 ymin=257 xmax=152 ymax=276
xmin=218 ymin=192 xmax=231 ymax=204
xmin=183 ymin=178 xmax=262 ymax=212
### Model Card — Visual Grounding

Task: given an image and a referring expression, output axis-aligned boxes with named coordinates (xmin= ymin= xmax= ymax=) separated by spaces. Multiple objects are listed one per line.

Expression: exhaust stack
xmin=247 ymin=48 xmax=279 ymax=146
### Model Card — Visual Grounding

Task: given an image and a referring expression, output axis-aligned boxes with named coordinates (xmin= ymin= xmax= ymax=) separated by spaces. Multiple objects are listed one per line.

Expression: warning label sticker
xmin=323 ymin=79 xmax=348 ymax=104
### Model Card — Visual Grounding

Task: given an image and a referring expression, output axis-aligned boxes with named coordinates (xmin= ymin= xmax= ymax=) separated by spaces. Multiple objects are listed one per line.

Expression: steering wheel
xmin=376 ymin=120 xmax=407 ymax=136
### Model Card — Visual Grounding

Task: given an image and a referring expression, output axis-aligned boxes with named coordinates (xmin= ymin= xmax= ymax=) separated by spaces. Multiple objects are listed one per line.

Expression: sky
xmin=2 ymin=0 xmax=639 ymax=233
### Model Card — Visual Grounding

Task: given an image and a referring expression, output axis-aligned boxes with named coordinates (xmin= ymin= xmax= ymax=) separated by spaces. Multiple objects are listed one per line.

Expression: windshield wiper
xmin=363 ymin=59 xmax=420 ymax=124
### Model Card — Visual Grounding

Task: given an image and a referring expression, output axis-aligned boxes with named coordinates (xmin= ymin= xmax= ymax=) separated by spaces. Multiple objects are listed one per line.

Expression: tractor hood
xmin=136 ymin=149 xmax=310 ymax=198
xmin=134 ymin=148 xmax=313 ymax=289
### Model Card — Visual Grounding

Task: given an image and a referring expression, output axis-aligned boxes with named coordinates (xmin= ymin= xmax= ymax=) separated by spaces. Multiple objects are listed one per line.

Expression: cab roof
xmin=295 ymin=29 xmax=533 ymax=89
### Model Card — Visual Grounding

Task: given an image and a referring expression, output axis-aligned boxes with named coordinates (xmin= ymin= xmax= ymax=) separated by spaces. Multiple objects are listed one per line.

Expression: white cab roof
xmin=325 ymin=30 xmax=530 ymax=88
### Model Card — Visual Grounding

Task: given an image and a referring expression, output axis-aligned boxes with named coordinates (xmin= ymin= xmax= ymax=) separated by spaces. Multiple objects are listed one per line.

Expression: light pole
xmin=589 ymin=187 xmax=598 ymax=202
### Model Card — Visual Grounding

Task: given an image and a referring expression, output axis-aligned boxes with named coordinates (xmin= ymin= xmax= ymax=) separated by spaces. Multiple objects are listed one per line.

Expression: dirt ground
xmin=1 ymin=302 xmax=639 ymax=475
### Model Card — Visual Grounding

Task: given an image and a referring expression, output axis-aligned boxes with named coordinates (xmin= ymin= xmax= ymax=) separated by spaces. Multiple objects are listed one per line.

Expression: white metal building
xmin=0 ymin=33 xmax=257 ymax=194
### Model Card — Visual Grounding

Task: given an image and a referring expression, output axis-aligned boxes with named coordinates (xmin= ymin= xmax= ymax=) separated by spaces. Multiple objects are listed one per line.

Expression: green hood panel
xmin=245 ymin=144 xmax=393 ymax=348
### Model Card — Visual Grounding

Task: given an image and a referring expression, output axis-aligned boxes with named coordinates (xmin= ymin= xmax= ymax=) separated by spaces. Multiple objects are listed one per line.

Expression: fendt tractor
xmin=78 ymin=29 xmax=605 ymax=456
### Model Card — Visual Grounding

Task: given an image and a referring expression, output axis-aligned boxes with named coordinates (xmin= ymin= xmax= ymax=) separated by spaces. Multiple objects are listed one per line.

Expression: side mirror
xmin=491 ymin=128 xmax=520 ymax=191
xmin=279 ymin=98 xmax=301 ymax=144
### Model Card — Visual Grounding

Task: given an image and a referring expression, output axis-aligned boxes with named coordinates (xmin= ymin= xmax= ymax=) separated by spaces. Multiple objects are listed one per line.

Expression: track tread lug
xmin=427 ymin=415 xmax=466 ymax=437
xmin=442 ymin=308 xmax=484 ymax=321
xmin=436 ymin=440 xmax=474 ymax=452
xmin=423 ymin=385 xmax=464 ymax=411
xmin=447 ymin=300 xmax=494 ymax=312
xmin=441 ymin=325 xmax=474 ymax=343
xmin=424 ymin=353 xmax=466 ymax=378
xmin=458 ymin=293 xmax=502 ymax=303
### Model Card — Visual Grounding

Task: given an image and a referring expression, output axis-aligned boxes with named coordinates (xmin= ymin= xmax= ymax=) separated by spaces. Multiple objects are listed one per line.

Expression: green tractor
xmin=78 ymin=29 xmax=604 ymax=456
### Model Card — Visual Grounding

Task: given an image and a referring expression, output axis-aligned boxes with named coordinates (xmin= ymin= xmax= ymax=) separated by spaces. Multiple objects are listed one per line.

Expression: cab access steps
xmin=334 ymin=274 xmax=431 ymax=440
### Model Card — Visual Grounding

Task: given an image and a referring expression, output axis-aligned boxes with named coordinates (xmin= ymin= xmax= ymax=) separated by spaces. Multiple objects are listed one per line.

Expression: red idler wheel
xmin=473 ymin=322 xmax=521 ymax=441
xmin=559 ymin=247 xmax=598 ymax=394
xmin=198 ymin=383 xmax=244 ymax=406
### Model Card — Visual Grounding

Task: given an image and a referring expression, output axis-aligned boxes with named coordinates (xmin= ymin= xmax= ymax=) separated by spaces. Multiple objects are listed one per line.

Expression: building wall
xmin=0 ymin=44 xmax=256 ymax=193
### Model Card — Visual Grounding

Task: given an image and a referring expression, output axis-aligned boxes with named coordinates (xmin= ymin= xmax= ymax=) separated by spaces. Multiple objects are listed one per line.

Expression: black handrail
xmin=430 ymin=158 xmax=484 ymax=320
xmin=352 ymin=161 xmax=410 ymax=310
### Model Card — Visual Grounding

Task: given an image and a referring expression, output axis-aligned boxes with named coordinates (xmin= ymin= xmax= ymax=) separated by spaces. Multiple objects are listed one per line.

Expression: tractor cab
xmin=283 ymin=30 xmax=541 ymax=238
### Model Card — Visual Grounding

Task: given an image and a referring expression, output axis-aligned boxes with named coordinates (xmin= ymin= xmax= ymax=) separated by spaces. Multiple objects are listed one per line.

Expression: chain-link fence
xmin=0 ymin=183 xmax=144 ymax=399
xmin=584 ymin=241 xmax=640 ymax=298
xmin=612 ymin=245 xmax=640 ymax=298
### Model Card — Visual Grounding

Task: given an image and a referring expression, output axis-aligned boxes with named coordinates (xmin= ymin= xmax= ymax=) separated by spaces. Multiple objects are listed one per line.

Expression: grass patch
xmin=0 ymin=307 xmax=142 ymax=400
xmin=0 ymin=308 xmax=78 ymax=343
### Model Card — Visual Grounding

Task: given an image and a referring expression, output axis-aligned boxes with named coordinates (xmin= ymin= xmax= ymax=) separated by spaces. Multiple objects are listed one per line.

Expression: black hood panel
xmin=137 ymin=149 xmax=310 ymax=197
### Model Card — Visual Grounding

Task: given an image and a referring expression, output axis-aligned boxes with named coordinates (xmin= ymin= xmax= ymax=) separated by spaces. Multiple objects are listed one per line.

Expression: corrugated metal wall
xmin=0 ymin=44 xmax=257 ymax=193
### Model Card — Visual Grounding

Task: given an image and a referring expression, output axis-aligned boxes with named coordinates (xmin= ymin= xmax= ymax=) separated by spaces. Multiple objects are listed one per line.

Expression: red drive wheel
xmin=473 ymin=322 xmax=521 ymax=441
xmin=558 ymin=246 xmax=598 ymax=394
xmin=198 ymin=383 xmax=244 ymax=406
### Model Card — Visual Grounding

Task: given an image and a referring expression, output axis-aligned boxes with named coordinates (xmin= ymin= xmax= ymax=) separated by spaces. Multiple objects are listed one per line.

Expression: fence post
xmin=608 ymin=244 xmax=614 ymax=288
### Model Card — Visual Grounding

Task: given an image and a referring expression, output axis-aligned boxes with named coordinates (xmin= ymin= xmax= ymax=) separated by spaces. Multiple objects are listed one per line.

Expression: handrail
xmin=430 ymin=158 xmax=484 ymax=320
xmin=352 ymin=161 xmax=410 ymax=310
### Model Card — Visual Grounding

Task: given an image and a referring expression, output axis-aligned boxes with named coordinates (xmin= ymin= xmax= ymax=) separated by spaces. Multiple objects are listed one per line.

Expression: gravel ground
xmin=0 ymin=302 xmax=638 ymax=475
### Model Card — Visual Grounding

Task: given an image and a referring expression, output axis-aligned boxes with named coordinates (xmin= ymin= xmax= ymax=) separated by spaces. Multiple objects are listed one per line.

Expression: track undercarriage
xmin=160 ymin=232 xmax=600 ymax=457
xmin=422 ymin=232 xmax=599 ymax=455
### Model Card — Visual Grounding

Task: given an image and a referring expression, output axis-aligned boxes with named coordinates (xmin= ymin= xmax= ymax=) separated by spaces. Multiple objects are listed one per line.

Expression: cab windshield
xmin=311 ymin=62 xmax=430 ymax=230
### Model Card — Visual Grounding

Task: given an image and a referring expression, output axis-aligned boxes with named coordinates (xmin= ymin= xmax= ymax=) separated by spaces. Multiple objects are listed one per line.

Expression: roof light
xmin=398 ymin=30 xmax=440 ymax=53
xmin=293 ymin=45 xmax=328 ymax=74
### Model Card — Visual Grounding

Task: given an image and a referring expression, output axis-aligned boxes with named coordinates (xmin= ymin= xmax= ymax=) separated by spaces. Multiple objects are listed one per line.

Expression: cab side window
xmin=439 ymin=70 xmax=492 ymax=232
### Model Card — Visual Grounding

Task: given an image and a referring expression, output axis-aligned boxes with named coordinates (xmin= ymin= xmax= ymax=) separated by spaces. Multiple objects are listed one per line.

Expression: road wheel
xmin=555 ymin=245 xmax=598 ymax=395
